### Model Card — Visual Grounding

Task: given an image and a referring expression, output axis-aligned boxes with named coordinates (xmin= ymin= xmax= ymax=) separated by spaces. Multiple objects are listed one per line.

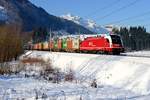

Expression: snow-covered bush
xmin=0 ymin=64 xmax=12 ymax=75
xmin=90 ymin=79 xmax=97 ymax=88
xmin=20 ymin=57 xmax=54 ymax=78
xmin=20 ymin=57 xmax=66 ymax=83
xmin=0 ymin=62 xmax=20 ymax=75
xmin=65 ymin=69 xmax=75 ymax=82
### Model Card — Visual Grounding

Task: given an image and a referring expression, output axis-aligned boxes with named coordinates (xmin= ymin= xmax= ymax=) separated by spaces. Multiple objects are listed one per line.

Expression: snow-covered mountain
xmin=0 ymin=5 xmax=4 ymax=10
xmin=61 ymin=13 xmax=109 ymax=34
xmin=0 ymin=5 xmax=7 ymax=22
xmin=0 ymin=0 xmax=93 ymax=34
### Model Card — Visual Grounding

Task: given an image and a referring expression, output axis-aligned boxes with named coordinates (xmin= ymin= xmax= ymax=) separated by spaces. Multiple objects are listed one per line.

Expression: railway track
xmin=120 ymin=53 xmax=150 ymax=58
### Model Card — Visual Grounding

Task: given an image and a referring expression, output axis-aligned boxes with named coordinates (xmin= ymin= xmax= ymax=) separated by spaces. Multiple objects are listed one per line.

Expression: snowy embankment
xmin=23 ymin=51 xmax=150 ymax=96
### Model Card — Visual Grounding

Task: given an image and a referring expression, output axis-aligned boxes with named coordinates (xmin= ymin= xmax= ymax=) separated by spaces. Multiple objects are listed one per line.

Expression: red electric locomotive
xmin=80 ymin=34 xmax=124 ymax=54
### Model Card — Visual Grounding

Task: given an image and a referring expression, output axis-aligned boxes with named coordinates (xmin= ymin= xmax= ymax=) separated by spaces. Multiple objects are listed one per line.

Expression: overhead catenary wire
xmin=83 ymin=0 xmax=150 ymax=32
xmin=84 ymin=0 xmax=121 ymax=18
xmin=133 ymin=23 xmax=150 ymax=27
xmin=105 ymin=22 xmax=150 ymax=32
xmin=102 ymin=10 xmax=150 ymax=25
xmin=102 ymin=15 xmax=150 ymax=30
xmin=94 ymin=0 xmax=141 ymax=21
xmin=129 ymin=17 xmax=150 ymax=24
xmin=119 ymin=18 xmax=150 ymax=27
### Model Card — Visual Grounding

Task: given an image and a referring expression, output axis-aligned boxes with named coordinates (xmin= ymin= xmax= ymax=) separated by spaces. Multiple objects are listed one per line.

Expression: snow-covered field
xmin=1 ymin=50 xmax=150 ymax=100
xmin=0 ymin=75 xmax=141 ymax=100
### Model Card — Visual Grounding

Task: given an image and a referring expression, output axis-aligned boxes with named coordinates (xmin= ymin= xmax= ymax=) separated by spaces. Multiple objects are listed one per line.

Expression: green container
xmin=53 ymin=39 xmax=58 ymax=49
xmin=62 ymin=38 xmax=67 ymax=50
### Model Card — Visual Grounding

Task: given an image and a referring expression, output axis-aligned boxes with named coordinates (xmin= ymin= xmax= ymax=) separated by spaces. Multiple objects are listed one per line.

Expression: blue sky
xmin=30 ymin=0 xmax=150 ymax=32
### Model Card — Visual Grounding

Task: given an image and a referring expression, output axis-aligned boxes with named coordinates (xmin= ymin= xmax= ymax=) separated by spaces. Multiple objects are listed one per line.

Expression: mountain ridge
xmin=0 ymin=0 xmax=93 ymax=34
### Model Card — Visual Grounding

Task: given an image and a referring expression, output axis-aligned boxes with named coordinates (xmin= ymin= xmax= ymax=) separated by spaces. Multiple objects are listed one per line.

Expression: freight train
xmin=29 ymin=34 xmax=124 ymax=55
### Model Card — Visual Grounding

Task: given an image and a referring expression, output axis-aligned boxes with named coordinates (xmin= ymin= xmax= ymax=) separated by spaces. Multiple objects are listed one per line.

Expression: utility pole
xmin=49 ymin=28 xmax=52 ymax=53
xmin=79 ymin=28 xmax=81 ymax=53
xmin=79 ymin=28 xmax=81 ymax=36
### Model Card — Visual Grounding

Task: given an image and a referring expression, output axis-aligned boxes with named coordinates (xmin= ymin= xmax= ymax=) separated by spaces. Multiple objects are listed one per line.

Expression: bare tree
xmin=0 ymin=24 xmax=23 ymax=63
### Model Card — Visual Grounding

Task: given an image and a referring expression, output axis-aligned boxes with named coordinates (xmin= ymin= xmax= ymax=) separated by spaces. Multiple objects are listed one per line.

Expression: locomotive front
xmin=109 ymin=34 xmax=124 ymax=54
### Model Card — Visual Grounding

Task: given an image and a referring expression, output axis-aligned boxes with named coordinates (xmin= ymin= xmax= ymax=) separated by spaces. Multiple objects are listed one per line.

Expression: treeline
xmin=113 ymin=26 xmax=150 ymax=51
xmin=32 ymin=27 xmax=49 ymax=44
xmin=0 ymin=24 xmax=23 ymax=63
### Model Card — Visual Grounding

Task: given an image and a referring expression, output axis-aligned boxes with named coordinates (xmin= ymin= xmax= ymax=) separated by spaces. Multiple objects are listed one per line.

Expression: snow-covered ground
xmin=0 ymin=75 xmax=145 ymax=100
xmin=123 ymin=50 xmax=150 ymax=57
xmin=1 ymin=50 xmax=150 ymax=99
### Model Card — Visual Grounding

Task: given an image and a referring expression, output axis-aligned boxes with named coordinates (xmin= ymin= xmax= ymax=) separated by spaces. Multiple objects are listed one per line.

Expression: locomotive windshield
xmin=110 ymin=35 xmax=122 ymax=45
